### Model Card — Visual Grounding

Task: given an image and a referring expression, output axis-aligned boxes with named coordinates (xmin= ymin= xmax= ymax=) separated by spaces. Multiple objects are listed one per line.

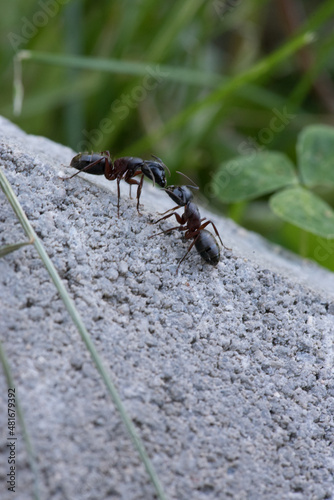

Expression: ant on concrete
xmin=150 ymin=200 xmax=230 ymax=272
xmin=63 ymin=151 xmax=169 ymax=216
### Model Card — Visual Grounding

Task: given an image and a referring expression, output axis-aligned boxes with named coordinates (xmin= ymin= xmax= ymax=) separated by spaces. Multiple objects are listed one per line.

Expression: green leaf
xmin=212 ymin=151 xmax=297 ymax=203
xmin=297 ymin=124 xmax=334 ymax=187
xmin=270 ymin=186 xmax=334 ymax=238
xmin=0 ymin=240 xmax=33 ymax=257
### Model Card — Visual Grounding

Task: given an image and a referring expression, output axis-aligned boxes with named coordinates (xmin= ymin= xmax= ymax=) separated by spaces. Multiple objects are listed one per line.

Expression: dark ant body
xmin=64 ymin=151 xmax=169 ymax=216
xmin=69 ymin=152 xmax=112 ymax=175
xmin=194 ymin=229 xmax=220 ymax=265
xmin=150 ymin=201 xmax=229 ymax=272
xmin=163 ymin=171 xmax=198 ymax=207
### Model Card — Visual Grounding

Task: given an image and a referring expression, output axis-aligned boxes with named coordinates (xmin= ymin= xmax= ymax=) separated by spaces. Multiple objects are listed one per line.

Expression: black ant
xmin=150 ymin=201 xmax=230 ymax=272
xmin=63 ymin=151 xmax=169 ymax=216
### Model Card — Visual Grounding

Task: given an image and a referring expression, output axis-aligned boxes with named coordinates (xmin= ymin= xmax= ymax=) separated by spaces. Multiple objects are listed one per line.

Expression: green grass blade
xmin=127 ymin=0 xmax=334 ymax=154
xmin=287 ymin=30 xmax=334 ymax=111
xmin=13 ymin=53 xmax=24 ymax=116
xmin=4 ymin=76 xmax=97 ymax=119
xmin=63 ymin=1 xmax=85 ymax=149
xmin=0 ymin=239 xmax=33 ymax=257
xmin=14 ymin=50 xmax=223 ymax=85
xmin=145 ymin=0 xmax=205 ymax=61
xmin=15 ymin=28 xmax=309 ymax=149
xmin=12 ymin=51 xmax=288 ymax=119
xmin=300 ymin=0 xmax=334 ymax=34
xmin=0 ymin=167 xmax=167 ymax=500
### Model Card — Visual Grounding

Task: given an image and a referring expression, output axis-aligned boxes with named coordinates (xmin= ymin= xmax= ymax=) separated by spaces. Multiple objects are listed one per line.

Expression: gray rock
xmin=0 ymin=116 xmax=333 ymax=500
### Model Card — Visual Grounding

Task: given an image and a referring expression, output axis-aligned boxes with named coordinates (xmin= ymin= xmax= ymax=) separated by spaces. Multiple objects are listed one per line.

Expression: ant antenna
xmin=176 ymin=171 xmax=199 ymax=189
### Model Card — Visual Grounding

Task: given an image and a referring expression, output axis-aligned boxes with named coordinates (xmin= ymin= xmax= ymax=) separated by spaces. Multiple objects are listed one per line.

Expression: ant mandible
xmin=150 ymin=201 xmax=230 ymax=272
xmin=63 ymin=151 xmax=169 ymax=216
xmin=163 ymin=184 xmax=197 ymax=206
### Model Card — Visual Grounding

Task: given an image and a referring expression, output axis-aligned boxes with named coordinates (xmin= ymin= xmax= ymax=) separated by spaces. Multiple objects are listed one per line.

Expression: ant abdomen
xmin=70 ymin=152 xmax=109 ymax=175
xmin=194 ymin=229 xmax=220 ymax=266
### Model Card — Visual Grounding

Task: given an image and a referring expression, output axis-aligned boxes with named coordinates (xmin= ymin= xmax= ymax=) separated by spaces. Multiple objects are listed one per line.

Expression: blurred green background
xmin=2 ymin=0 xmax=334 ymax=270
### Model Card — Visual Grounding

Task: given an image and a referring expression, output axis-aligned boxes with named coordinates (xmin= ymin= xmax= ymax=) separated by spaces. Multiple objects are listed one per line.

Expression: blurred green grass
xmin=2 ymin=0 xmax=334 ymax=270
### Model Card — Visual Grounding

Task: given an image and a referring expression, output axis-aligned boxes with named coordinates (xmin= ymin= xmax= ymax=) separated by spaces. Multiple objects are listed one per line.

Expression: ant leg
xmin=117 ymin=179 xmax=121 ymax=217
xmin=199 ymin=220 xmax=223 ymax=245
xmin=131 ymin=172 xmax=145 ymax=211
xmin=103 ymin=153 xmax=115 ymax=180
xmin=199 ymin=220 xmax=231 ymax=250
xmin=125 ymin=177 xmax=142 ymax=215
xmin=125 ymin=169 xmax=142 ymax=200
xmin=136 ymin=174 xmax=144 ymax=213
xmin=62 ymin=169 xmax=83 ymax=180
xmin=149 ymin=225 xmax=187 ymax=239
xmin=157 ymin=205 xmax=182 ymax=216
xmin=176 ymin=236 xmax=198 ymax=274
xmin=154 ymin=211 xmax=184 ymax=225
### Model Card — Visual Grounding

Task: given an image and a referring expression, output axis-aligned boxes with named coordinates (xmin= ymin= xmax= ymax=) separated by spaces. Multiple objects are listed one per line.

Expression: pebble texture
xmin=0 ymin=116 xmax=333 ymax=500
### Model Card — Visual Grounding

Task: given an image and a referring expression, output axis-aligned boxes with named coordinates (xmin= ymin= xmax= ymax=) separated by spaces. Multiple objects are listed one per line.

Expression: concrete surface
xmin=0 ymin=115 xmax=333 ymax=500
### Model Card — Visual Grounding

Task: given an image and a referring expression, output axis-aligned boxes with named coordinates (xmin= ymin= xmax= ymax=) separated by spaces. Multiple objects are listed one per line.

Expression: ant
xmin=63 ymin=151 xmax=169 ymax=216
xmin=150 ymin=201 xmax=230 ymax=272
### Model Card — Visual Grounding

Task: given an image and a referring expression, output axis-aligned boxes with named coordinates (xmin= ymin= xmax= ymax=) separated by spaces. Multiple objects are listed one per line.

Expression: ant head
xmin=141 ymin=155 xmax=170 ymax=188
xmin=163 ymin=170 xmax=199 ymax=206
xmin=163 ymin=185 xmax=197 ymax=206
xmin=151 ymin=155 xmax=171 ymax=176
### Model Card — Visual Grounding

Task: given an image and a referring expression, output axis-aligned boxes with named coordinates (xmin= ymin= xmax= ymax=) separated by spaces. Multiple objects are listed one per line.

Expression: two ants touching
xmin=63 ymin=151 xmax=230 ymax=272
